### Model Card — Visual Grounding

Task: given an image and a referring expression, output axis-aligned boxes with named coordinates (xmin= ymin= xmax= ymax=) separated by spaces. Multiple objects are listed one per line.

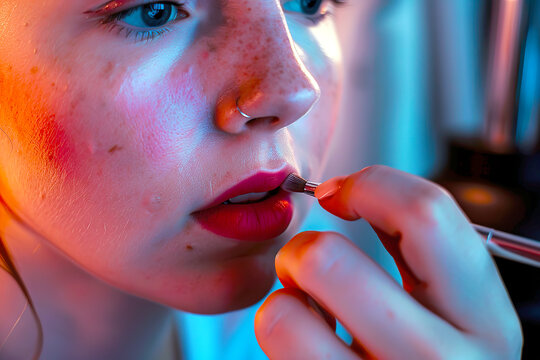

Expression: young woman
xmin=0 ymin=0 xmax=522 ymax=359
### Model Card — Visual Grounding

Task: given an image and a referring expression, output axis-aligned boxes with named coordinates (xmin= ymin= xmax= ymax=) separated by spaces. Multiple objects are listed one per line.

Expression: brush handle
xmin=474 ymin=224 xmax=540 ymax=268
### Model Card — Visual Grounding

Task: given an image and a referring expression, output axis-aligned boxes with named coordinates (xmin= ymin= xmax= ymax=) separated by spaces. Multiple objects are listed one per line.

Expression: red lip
xmin=191 ymin=169 xmax=296 ymax=241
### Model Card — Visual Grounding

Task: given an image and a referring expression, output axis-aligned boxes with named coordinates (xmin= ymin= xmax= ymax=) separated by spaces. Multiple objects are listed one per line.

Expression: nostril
xmin=246 ymin=116 xmax=280 ymax=128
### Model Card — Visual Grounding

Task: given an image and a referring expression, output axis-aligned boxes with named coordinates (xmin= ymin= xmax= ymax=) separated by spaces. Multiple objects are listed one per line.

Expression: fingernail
xmin=315 ymin=177 xmax=345 ymax=201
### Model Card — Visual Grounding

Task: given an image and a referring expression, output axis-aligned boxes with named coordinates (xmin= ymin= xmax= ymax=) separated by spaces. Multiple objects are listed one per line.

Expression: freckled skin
xmin=0 ymin=0 xmax=342 ymax=316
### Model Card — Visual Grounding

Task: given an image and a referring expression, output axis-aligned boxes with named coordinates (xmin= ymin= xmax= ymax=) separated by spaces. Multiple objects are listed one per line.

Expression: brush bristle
xmin=281 ymin=173 xmax=307 ymax=193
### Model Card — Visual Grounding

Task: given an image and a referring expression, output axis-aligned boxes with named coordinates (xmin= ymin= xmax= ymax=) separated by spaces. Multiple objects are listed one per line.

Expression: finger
xmin=276 ymin=231 xmax=469 ymax=359
xmin=255 ymin=288 xmax=359 ymax=360
xmin=314 ymin=165 xmax=520 ymax=339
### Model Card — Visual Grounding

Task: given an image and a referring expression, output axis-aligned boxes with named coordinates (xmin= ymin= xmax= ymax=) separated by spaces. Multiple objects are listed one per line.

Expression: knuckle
xmin=407 ymin=183 xmax=454 ymax=229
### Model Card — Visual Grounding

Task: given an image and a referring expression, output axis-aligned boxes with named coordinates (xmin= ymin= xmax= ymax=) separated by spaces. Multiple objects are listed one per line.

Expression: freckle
xmin=40 ymin=193 xmax=45 ymax=200
xmin=30 ymin=66 xmax=38 ymax=74
xmin=108 ymin=144 xmax=123 ymax=154
xmin=186 ymin=244 xmax=194 ymax=251
xmin=24 ymin=22 xmax=29 ymax=27
xmin=51 ymin=82 xmax=55 ymax=87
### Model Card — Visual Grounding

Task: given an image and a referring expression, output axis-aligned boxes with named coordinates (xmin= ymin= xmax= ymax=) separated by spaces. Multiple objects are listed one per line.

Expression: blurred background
xmin=302 ymin=0 xmax=539 ymax=357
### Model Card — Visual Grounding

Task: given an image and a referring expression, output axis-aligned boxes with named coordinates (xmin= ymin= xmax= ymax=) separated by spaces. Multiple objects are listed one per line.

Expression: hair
xmin=0 ymin=124 xmax=43 ymax=358
xmin=0 ymin=235 xmax=43 ymax=359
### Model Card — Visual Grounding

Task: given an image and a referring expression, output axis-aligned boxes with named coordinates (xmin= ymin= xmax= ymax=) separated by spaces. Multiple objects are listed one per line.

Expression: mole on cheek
xmin=30 ymin=66 xmax=38 ymax=74
xmin=207 ymin=43 xmax=217 ymax=52
xmin=108 ymin=144 xmax=123 ymax=154
xmin=185 ymin=244 xmax=194 ymax=251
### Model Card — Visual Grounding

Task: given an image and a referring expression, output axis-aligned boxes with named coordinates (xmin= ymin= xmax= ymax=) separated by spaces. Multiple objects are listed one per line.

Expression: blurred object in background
xmin=429 ymin=0 xmax=540 ymax=357
xmin=483 ymin=0 xmax=539 ymax=154
xmin=327 ymin=0 xmax=539 ymax=357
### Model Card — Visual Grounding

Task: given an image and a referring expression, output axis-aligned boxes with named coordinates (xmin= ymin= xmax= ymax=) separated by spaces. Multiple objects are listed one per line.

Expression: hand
xmin=255 ymin=165 xmax=523 ymax=359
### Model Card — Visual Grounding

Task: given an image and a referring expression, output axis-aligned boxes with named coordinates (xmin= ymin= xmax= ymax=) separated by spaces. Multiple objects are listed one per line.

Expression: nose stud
xmin=236 ymin=97 xmax=252 ymax=119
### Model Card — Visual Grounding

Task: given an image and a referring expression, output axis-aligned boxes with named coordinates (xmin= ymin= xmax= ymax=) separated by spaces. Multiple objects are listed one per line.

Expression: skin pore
xmin=0 ymin=0 xmax=343 ymax=359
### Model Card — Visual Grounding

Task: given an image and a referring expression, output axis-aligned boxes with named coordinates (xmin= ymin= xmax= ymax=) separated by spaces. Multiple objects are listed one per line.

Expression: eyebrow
xmin=83 ymin=0 xmax=132 ymax=16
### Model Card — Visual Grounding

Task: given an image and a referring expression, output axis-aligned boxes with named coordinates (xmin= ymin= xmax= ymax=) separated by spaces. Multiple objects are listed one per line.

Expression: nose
xmin=214 ymin=7 xmax=321 ymax=135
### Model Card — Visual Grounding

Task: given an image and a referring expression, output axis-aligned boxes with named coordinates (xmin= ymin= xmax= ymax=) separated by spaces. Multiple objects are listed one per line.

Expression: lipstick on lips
xmin=191 ymin=171 xmax=294 ymax=242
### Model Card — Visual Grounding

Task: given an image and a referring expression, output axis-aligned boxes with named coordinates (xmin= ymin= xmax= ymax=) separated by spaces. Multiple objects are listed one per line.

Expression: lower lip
xmin=192 ymin=189 xmax=293 ymax=241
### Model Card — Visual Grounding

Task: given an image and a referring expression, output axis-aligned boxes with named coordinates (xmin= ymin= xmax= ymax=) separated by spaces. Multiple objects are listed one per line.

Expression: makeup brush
xmin=281 ymin=173 xmax=540 ymax=268
xmin=281 ymin=173 xmax=321 ymax=197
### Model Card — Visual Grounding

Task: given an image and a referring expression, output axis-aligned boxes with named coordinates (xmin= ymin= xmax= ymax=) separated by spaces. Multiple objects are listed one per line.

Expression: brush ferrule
xmin=304 ymin=181 xmax=321 ymax=197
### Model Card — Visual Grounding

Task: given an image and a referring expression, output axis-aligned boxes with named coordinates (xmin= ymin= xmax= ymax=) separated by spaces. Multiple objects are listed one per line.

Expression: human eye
xmin=86 ymin=1 xmax=190 ymax=43
xmin=282 ymin=0 xmax=347 ymax=25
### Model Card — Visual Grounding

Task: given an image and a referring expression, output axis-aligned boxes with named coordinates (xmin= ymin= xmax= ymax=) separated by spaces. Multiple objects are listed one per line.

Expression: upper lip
xmin=192 ymin=166 xmax=297 ymax=212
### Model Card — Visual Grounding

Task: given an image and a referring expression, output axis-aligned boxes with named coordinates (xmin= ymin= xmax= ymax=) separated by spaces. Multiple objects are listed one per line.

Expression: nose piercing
xmin=236 ymin=98 xmax=252 ymax=119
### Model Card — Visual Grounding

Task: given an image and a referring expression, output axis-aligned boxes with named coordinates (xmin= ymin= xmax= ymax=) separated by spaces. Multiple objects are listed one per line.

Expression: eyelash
xmin=98 ymin=1 xmax=183 ymax=43
xmin=98 ymin=0 xmax=346 ymax=44
xmin=298 ymin=0 xmax=347 ymax=25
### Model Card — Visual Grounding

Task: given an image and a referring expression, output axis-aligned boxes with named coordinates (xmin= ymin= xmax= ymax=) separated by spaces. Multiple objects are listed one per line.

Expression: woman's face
xmin=0 ymin=0 xmax=342 ymax=313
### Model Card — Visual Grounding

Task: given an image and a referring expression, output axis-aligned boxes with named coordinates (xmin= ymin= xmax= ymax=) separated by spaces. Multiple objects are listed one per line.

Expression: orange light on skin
xmin=460 ymin=185 xmax=496 ymax=206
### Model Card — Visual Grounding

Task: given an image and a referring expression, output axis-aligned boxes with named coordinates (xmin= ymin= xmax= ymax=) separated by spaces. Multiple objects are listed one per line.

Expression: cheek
xmin=0 ymin=65 xmax=78 ymax=181
xmin=115 ymin=62 xmax=207 ymax=165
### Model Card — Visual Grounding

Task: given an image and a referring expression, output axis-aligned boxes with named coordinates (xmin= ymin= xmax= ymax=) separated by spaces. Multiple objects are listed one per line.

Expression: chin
xmin=157 ymin=251 xmax=278 ymax=315
xmin=148 ymin=208 xmax=307 ymax=314
xmin=185 ymin=214 xmax=306 ymax=314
